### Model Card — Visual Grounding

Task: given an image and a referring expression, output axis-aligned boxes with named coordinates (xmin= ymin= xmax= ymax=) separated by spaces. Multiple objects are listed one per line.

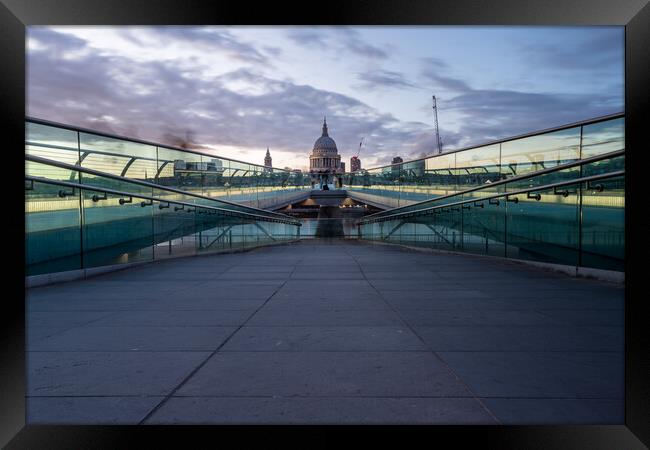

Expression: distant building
xmin=264 ymin=148 xmax=272 ymax=168
xmin=309 ymin=118 xmax=341 ymax=172
xmin=391 ymin=156 xmax=403 ymax=178
xmin=172 ymin=158 xmax=223 ymax=177
xmin=309 ymin=117 xmax=343 ymax=185
xmin=350 ymin=156 xmax=361 ymax=172
xmin=340 ymin=162 xmax=346 ymax=172
xmin=207 ymin=158 xmax=223 ymax=172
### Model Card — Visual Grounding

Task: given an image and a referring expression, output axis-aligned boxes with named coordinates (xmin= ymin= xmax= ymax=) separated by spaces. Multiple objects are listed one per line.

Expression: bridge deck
xmin=26 ymin=240 xmax=623 ymax=424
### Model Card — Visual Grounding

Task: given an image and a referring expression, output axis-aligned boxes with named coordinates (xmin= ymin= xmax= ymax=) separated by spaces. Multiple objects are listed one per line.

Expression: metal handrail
xmin=26 ymin=141 xmax=163 ymax=164
xmin=25 ymin=154 xmax=300 ymax=221
xmin=27 ymin=140 xmax=298 ymax=180
xmin=25 ymin=175 xmax=302 ymax=226
xmin=358 ymin=170 xmax=624 ymax=225
xmin=358 ymin=112 xmax=624 ymax=172
xmin=26 ymin=116 xmax=294 ymax=173
xmin=361 ymin=149 xmax=625 ymax=220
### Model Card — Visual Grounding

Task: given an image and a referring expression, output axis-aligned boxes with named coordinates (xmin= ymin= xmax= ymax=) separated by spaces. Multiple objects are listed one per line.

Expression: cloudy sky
xmin=27 ymin=26 xmax=624 ymax=170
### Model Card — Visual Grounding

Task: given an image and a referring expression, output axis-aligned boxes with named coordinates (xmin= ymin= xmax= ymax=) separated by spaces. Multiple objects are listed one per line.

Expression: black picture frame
xmin=2 ymin=0 xmax=648 ymax=447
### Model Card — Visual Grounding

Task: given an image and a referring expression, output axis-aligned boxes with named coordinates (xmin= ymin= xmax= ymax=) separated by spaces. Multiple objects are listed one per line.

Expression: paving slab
xmin=369 ymin=280 xmax=451 ymax=292
xmin=362 ymin=271 xmax=438 ymax=279
xmin=385 ymin=297 xmax=515 ymax=311
xmin=26 ymin=288 xmax=177 ymax=303
xmin=169 ymin=283 xmax=281 ymax=300
xmin=222 ymin=266 xmax=297 ymax=273
xmin=482 ymin=286 xmax=624 ymax=299
xmin=455 ymin=280 xmax=592 ymax=291
xmin=482 ymin=398 xmax=623 ymax=424
xmin=88 ymin=310 xmax=253 ymax=327
xmin=379 ymin=290 xmax=493 ymax=301
xmin=89 ymin=268 xmax=230 ymax=282
xmin=27 ymin=311 xmax=117 ymax=329
xmin=27 ymin=327 xmax=71 ymax=345
xmin=145 ymin=396 xmax=496 ymax=424
xmin=193 ymin=279 xmax=286 ymax=288
xmin=28 ymin=351 xmax=209 ymax=396
xmin=32 ymin=280 xmax=187 ymax=296
xmin=436 ymin=271 xmax=554 ymax=281
xmin=27 ymin=298 xmax=173 ymax=312
xmin=272 ymin=290 xmax=379 ymax=301
xmin=398 ymin=309 xmax=562 ymax=327
xmin=146 ymin=298 xmax=267 ymax=311
xmin=279 ymin=279 xmax=372 ymax=290
xmin=216 ymin=271 xmax=293 ymax=280
xmin=290 ymin=272 xmax=365 ymax=280
xmin=176 ymin=351 xmax=473 ymax=397
xmin=246 ymin=309 xmax=404 ymax=327
xmin=262 ymin=297 xmax=391 ymax=311
xmin=222 ymin=326 xmax=427 ymax=351
xmin=29 ymin=326 xmax=236 ymax=351
xmin=27 ymin=396 xmax=163 ymax=424
xmin=536 ymin=309 xmax=624 ymax=326
xmin=437 ymin=351 xmax=623 ymax=398
xmin=357 ymin=264 xmax=426 ymax=272
xmin=489 ymin=296 xmax=624 ymax=310
xmin=25 ymin=240 xmax=624 ymax=424
xmin=415 ymin=326 xmax=623 ymax=352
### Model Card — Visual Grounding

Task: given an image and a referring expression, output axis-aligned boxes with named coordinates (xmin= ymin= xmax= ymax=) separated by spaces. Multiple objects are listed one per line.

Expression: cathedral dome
xmin=309 ymin=117 xmax=342 ymax=174
xmin=312 ymin=118 xmax=338 ymax=155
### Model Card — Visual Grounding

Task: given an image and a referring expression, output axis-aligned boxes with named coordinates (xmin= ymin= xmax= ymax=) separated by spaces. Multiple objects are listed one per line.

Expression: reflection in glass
xmin=25 ymin=179 xmax=83 ymax=276
xmin=26 ymin=122 xmax=80 ymax=166
xmin=81 ymin=189 xmax=155 ymax=268
xmin=500 ymin=128 xmax=581 ymax=178
xmin=581 ymin=118 xmax=624 ymax=159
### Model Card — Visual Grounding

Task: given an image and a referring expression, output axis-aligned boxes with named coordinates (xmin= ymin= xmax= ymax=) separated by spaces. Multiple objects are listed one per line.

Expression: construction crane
xmin=348 ymin=137 xmax=364 ymax=173
xmin=432 ymin=95 xmax=443 ymax=154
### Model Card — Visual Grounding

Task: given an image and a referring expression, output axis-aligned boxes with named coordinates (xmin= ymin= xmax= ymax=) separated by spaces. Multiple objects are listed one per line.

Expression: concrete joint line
xmin=340 ymin=246 xmax=502 ymax=425
xmin=137 ymin=252 xmax=304 ymax=424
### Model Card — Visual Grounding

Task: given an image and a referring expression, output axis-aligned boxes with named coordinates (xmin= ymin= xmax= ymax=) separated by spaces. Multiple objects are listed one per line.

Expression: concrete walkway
xmin=26 ymin=240 xmax=624 ymax=424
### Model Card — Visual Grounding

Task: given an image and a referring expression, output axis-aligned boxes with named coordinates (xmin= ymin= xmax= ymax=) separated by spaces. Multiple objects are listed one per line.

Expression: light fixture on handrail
xmin=92 ymin=192 xmax=107 ymax=202
xmin=119 ymin=196 xmax=132 ymax=205
xmin=587 ymin=181 xmax=605 ymax=192
xmin=553 ymin=186 xmax=570 ymax=197
xmin=58 ymin=188 xmax=75 ymax=198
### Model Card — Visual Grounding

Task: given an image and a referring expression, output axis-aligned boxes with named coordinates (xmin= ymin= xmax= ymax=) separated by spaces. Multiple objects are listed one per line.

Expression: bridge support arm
xmin=205 ymin=225 xmax=235 ymax=249
xmin=382 ymin=220 xmax=406 ymax=240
